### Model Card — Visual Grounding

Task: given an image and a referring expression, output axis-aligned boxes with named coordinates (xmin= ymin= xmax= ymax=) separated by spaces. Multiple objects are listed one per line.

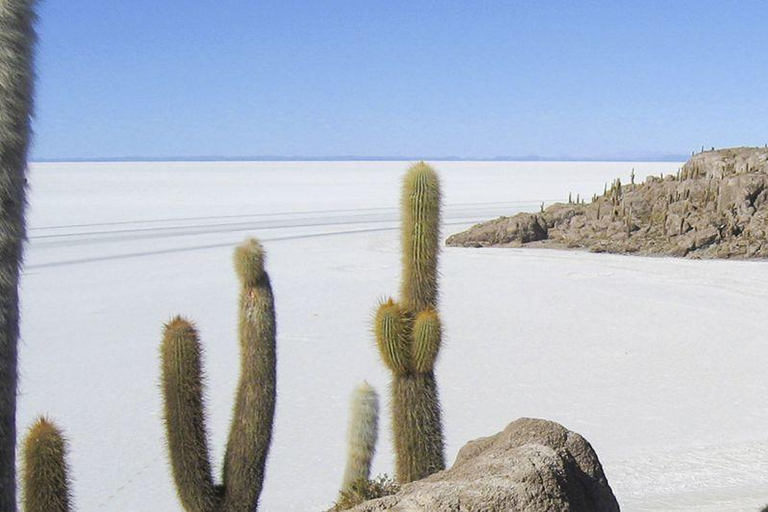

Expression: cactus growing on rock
xmin=340 ymin=382 xmax=379 ymax=495
xmin=374 ymin=162 xmax=445 ymax=483
xmin=161 ymin=238 xmax=276 ymax=512
xmin=21 ymin=418 xmax=71 ymax=512
xmin=0 ymin=1 xmax=37 ymax=508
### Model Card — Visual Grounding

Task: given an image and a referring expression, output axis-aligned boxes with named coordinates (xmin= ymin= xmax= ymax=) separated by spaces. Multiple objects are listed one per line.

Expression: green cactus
xmin=400 ymin=162 xmax=441 ymax=313
xmin=391 ymin=373 xmax=444 ymax=480
xmin=411 ymin=308 xmax=441 ymax=374
xmin=374 ymin=299 xmax=410 ymax=375
xmin=340 ymin=382 xmax=379 ymax=494
xmin=160 ymin=318 xmax=217 ymax=512
xmin=0 ymin=2 xmax=37 ymax=508
xmin=374 ymin=162 xmax=445 ymax=484
xmin=161 ymin=238 xmax=276 ymax=512
xmin=22 ymin=418 xmax=71 ymax=512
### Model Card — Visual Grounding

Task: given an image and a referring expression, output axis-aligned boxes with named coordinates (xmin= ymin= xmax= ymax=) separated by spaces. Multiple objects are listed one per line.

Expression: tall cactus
xmin=340 ymin=382 xmax=379 ymax=494
xmin=21 ymin=418 xmax=72 ymax=512
xmin=374 ymin=162 xmax=445 ymax=483
xmin=161 ymin=238 xmax=276 ymax=512
xmin=0 ymin=1 xmax=37 ymax=509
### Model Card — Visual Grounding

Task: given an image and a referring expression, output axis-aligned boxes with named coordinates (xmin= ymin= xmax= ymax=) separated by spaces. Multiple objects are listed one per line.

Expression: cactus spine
xmin=0 ymin=2 xmax=37 ymax=508
xmin=340 ymin=382 xmax=379 ymax=494
xmin=161 ymin=238 xmax=276 ymax=512
xmin=22 ymin=418 xmax=71 ymax=512
xmin=374 ymin=162 xmax=445 ymax=483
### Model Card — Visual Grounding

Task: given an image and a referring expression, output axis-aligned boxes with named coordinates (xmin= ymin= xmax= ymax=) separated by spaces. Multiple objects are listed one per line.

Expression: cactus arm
xmin=160 ymin=317 xmax=218 ymax=512
xmin=221 ymin=239 xmax=277 ymax=512
xmin=374 ymin=299 xmax=411 ymax=375
xmin=400 ymin=162 xmax=441 ymax=313
xmin=22 ymin=418 xmax=71 ymax=512
xmin=411 ymin=308 xmax=441 ymax=374
xmin=340 ymin=382 xmax=379 ymax=493
xmin=0 ymin=1 xmax=37 ymax=508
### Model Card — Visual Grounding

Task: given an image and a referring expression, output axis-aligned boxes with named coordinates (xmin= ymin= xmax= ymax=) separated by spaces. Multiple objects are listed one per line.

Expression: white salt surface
xmin=18 ymin=160 xmax=768 ymax=511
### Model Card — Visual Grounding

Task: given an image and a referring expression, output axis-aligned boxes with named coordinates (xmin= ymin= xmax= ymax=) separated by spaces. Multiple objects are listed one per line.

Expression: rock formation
xmin=447 ymin=147 xmax=768 ymax=258
xmin=347 ymin=418 xmax=619 ymax=512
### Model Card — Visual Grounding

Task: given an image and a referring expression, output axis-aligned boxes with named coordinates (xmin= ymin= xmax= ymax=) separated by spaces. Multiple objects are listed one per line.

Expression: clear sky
xmin=32 ymin=0 xmax=768 ymax=160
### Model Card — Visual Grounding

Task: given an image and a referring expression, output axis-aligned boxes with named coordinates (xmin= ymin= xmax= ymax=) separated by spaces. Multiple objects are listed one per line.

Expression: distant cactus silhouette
xmin=161 ymin=238 xmax=276 ymax=512
xmin=0 ymin=1 xmax=37 ymax=508
xmin=374 ymin=162 xmax=445 ymax=483
xmin=22 ymin=418 xmax=71 ymax=512
xmin=340 ymin=382 xmax=379 ymax=495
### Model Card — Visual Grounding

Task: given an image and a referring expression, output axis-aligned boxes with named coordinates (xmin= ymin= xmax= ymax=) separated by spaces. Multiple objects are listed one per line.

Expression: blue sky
xmin=33 ymin=1 xmax=768 ymax=160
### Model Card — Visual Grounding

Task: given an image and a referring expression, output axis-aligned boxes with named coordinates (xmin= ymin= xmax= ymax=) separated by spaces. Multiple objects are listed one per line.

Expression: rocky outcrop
xmin=347 ymin=418 xmax=619 ymax=512
xmin=447 ymin=147 xmax=768 ymax=259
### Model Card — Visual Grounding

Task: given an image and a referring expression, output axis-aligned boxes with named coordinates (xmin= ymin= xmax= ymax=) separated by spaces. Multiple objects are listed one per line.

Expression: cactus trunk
xmin=0 ymin=1 xmax=37 ymax=509
xmin=391 ymin=373 xmax=444 ymax=482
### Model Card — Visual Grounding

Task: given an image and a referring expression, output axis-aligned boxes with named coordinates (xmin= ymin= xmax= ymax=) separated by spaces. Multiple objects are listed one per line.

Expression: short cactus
xmin=161 ymin=238 xmax=276 ymax=512
xmin=22 ymin=418 xmax=72 ymax=512
xmin=340 ymin=382 xmax=379 ymax=494
xmin=374 ymin=162 xmax=445 ymax=484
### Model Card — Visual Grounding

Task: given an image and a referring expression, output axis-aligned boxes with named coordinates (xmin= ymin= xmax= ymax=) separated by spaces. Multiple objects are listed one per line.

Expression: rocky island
xmin=447 ymin=147 xmax=768 ymax=258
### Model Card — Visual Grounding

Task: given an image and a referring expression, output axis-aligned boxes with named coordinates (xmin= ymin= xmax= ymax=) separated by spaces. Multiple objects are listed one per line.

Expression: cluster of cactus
xmin=567 ymin=192 xmax=586 ymax=205
xmin=160 ymin=238 xmax=276 ymax=512
xmin=681 ymin=162 xmax=706 ymax=181
xmin=374 ymin=162 xmax=446 ymax=484
xmin=606 ymin=178 xmax=622 ymax=203
xmin=0 ymin=0 xmax=456 ymax=505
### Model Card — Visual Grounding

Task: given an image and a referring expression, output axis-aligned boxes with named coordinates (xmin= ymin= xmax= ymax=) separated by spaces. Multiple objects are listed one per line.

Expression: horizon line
xmin=31 ymin=154 xmax=690 ymax=164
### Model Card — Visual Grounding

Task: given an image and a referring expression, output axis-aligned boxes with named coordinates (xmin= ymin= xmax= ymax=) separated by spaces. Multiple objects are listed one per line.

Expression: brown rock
xmin=445 ymin=213 xmax=548 ymax=247
xmin=348 ymin=418 xmax=619 ymax=512
xmin=446 ymin=147 xmax=768 ymax=259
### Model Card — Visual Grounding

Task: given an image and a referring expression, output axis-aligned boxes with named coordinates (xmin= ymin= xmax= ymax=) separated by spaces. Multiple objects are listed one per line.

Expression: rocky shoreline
xmin=447 ymin=147 xmax=768 ymax=259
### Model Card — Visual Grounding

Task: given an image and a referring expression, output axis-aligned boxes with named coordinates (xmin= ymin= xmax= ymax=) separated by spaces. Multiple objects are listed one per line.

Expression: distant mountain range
xmin=32 ymin=153 xmax=690 ymax=163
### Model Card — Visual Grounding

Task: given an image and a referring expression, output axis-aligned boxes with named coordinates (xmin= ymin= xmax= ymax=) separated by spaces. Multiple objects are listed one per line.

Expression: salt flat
xmin=18 ymin=160 xmax=768 ymax=511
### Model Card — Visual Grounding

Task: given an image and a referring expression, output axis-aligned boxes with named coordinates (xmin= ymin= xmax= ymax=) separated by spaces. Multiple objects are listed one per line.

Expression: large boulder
xmin=348 ymin=418 xmax=619 ymax=512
